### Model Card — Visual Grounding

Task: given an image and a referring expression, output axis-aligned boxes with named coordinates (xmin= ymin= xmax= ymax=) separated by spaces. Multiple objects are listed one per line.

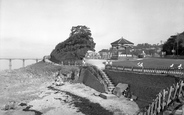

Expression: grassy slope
xmin=0 ymin=61 xmax=78 ymax=108
xmin=0 ymin=61 xmax=116 ymax=115
xmin=20 ymin=61 xmax=79 ymax=75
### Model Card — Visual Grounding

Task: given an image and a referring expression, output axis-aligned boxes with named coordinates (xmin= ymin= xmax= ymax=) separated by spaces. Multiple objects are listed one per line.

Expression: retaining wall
xmin=78 ymin=67 xmax=106 ymax=93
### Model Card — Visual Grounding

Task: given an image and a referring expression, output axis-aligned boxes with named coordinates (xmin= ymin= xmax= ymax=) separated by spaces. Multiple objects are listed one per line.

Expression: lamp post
xmin=176 ymin=33 xmax=179 ymax=58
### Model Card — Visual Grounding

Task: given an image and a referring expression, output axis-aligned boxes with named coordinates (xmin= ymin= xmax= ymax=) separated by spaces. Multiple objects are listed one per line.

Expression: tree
xmin=50 ymin=25 xmax=96 ymax=63
xmin=162 ymin=36 xmax=176 ymax=55
xmin=162 ymin=32 xmax=184 ymax=55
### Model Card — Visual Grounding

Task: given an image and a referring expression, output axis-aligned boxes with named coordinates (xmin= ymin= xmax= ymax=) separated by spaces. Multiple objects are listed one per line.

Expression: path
xmin=85 ymin=59 xmax=106 ymax=69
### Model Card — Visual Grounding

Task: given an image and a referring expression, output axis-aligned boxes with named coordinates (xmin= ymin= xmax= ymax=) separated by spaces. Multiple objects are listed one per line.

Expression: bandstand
xmin=110 ymin=37 xmax=134 ymax=60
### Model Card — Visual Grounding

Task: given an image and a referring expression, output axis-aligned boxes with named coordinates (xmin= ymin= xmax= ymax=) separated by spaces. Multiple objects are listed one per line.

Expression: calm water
xmin=0 ymin=60 xmax=38 ymax=71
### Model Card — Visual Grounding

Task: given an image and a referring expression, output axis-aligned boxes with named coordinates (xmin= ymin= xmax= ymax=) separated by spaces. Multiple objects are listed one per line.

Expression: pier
xmin=0 ymin=58 xmax=42 ymax=70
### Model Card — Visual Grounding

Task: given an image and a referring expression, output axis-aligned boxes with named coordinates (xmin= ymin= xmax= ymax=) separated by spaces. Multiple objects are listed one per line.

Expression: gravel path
xmin=86 ymin=59 xmax=106 ymax=69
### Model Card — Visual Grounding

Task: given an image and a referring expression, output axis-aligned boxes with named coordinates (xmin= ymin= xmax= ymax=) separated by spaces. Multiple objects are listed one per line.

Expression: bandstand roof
xmin=111 ymin=37 xmax=134 ymax=46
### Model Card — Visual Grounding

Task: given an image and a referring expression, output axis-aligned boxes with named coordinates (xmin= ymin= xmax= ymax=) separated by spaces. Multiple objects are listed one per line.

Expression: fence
xmin=139 ymin=80 xmax=184 ymax=115
xmin=105 ymin=65 xmax=184 ymax=76
xmin=59 ymin=60 xmax=83 ymax=66
xmin=105 ymin=65 xmax=184 ymax=114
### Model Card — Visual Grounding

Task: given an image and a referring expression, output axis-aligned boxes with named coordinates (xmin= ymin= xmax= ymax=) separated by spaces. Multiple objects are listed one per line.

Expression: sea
xmin=0 ymin=60 xmax=38 ymax=71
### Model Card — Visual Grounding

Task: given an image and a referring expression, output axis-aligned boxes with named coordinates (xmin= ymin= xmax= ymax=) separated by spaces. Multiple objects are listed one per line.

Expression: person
xmin=123 ymin=87 xmax=131 ymax=98
xmin=122 ymin=86 xmax=137 ymax=101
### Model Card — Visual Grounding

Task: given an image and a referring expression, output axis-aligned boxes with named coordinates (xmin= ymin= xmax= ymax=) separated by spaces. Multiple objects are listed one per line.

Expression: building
xmin=111 ymin=37 xmax=134 ymax=60
xmin=98 ymin=49 xmax=112 ymax=59
xmin=85 ymin=50 xmax=100 ymax=59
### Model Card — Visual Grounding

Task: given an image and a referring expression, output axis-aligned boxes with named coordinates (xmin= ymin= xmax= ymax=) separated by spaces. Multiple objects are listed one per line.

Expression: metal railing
xmin=105 ymin=65 xmax=184 ymax=76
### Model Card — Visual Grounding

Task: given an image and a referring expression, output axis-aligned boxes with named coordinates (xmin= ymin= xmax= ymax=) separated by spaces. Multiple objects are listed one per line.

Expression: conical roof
xmin=111 ymin=37 xmax=134 ymax=45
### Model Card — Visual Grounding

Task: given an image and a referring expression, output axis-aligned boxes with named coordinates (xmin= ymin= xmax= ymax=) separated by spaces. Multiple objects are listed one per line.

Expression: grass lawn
xmin=104 ymin=70 xmax=180 ymax=109
xmin=106 ymin=57 xmax=184 ymax=109
xmin=112 ymin=58 xmax=184 ymax=68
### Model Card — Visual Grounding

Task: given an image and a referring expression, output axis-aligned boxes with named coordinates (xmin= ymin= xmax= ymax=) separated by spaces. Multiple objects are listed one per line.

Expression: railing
xmin=59 ymin=60 xmax=83 ymax=66
xmin=0 ymin=58 xmax=42 ymax=70
xmin=139 ymin=80 xmax=184 ymax=115
xmin=105 ymin=65 xmax=184 ymax=76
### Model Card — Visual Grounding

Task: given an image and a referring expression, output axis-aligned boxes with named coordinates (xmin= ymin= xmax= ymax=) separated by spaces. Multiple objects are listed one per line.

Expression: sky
xmin=0 ymin=0 xmax=184 ymax=59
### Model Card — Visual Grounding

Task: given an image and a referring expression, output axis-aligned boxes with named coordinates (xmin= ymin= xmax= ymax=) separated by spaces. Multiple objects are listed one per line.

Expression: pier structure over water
xmin=0 ymin=58 xmax=42 ymax=70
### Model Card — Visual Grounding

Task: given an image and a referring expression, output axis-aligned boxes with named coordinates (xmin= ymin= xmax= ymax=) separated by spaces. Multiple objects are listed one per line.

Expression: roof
xmin=99 ymin=49 xmax=109 ymax=53
xmin=87 ymin=50 xmax=95 ymax=53
xmin=111 ymin=37 xmax=134 ymax=45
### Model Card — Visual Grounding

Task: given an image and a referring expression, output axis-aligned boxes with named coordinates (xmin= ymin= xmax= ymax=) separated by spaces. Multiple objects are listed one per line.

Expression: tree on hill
xmin=162 ymin=32 xmax=184 ymax=55
xmin=50 ymin=25 xmax=96 ymax=63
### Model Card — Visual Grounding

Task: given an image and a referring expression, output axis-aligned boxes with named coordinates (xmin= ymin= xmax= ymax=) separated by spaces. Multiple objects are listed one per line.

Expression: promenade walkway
xmin=85 ymin=59 xmax=106 ymax=69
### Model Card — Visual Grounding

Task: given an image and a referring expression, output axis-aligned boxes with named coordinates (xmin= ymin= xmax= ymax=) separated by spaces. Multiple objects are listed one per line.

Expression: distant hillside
xmin=50 ymin=25 xmax=96 ymax=63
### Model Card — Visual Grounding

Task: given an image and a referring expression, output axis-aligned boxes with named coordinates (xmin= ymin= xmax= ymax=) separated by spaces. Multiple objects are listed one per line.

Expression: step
xmin=108 ymin=82 xmax=114 ymax=86
xmin=105 ymin=79 xmax=111 ymax=83
xmin=99 ymin=93 xmax=117 ymax=99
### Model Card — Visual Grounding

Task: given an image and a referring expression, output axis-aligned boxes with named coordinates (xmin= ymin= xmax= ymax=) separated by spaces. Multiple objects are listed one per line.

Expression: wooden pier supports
xmin=22 ymin=59 xmax=25 ymax=67
xmin=0 ymin=58 xmax=41 ymax=70
xmin=9 ymin=59 xmax=12 ymax=70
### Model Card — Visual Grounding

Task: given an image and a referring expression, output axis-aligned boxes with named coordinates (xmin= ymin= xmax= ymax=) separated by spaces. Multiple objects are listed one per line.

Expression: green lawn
xmin=112 ymin=58 xmax=184 ymax=68
xmin=104 ymin=70 xmax=179 ymax=108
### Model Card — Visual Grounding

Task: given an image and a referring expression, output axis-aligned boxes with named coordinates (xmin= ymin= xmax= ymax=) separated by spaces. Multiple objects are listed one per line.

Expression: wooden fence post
xmin=143 ymin=81 xmax=184 ymax=115
xmin=178 ymin=81 xmax=184 ymax=96
xmin=147 ymin=105 xmax=151 ymax=115
xmin=173 ymin=83 xmax=179 ymax=99
xmin=157 ymin=93 xmax=161 ymax=113
xmin=154 ymin=97 xmax=158 ymax=114
xmin=151 ymin=101 xmax=154 ymax=115
xmin=167 ymin=86 xmax=174 ymax=105
xmin=162 ymin=89 xmax=166 ymax=110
